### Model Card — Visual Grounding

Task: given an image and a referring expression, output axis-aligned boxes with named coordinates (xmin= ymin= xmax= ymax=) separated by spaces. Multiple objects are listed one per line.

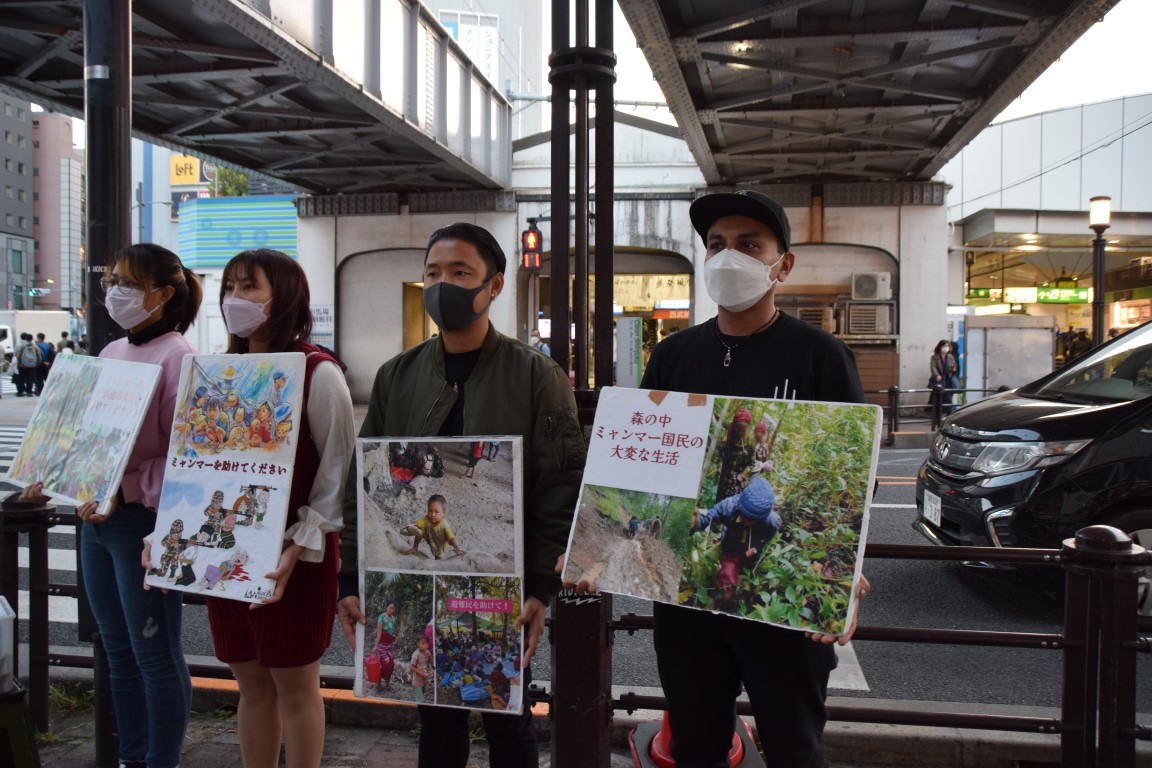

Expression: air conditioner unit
xmin=851 ymin=272 xmax=893 ymax=301
xmin=847 ymin=303 xmax=893 ymax=335
xmin=796 ymin=306 xmax=836 ymax=334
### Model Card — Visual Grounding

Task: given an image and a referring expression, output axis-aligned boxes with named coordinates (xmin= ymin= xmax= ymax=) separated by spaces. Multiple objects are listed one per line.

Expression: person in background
xmin=57 ymin=330 xmax=70 ymax=353
xmin=14 ymin=332 xmax=40 ymax=397
xmin=203 ymin=249 xmax=355 ymax=768
xmin=25 ymin=243 xmax=202 ymax=768
xmin=928 ymin=339 xmax=959 ymax=415
xmin=529 ymin=329 xmax=550 ymax=356
xmin=34 ymin=331 xmax=55 ymax=395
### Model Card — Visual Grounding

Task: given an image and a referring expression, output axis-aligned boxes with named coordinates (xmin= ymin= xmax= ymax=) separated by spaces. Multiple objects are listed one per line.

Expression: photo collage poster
xmin=563 ymin=387 xmax=881 ymax=637
xmin=145 ymin=353 xmax=305 ymax=603
xmin=355 ymin=437 xmax=525 ymax=714
xmin=6 ymin=355 xmax=161 ymax=515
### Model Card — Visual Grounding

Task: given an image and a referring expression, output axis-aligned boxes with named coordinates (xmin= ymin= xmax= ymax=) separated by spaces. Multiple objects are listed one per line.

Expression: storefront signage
xmin=1004 ymin=287 xmax=1038 ymax=304
xmin=967 ymin=288 xmax=990 ymax=299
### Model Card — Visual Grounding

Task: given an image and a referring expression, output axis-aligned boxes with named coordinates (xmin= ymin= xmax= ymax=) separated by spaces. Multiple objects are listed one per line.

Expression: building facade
xmin=0 ymin=97 xmax=34 ymax=311
xmin=31 ymin=112 xmax=84 ymax=315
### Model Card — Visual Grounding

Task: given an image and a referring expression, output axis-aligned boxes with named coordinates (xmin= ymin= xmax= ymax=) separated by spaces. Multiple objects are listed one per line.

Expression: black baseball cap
xmin=689 ymin=190 xmax=791 ymax=252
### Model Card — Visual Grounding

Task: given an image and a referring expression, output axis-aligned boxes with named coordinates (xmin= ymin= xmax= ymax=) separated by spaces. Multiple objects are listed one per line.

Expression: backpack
xmin=18 ymin=342 xmax=38 ymax=368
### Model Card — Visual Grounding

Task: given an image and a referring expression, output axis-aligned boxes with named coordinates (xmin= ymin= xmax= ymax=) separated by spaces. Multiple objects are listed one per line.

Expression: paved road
xmin=10 ymin=398 xmax=1151 ymax=716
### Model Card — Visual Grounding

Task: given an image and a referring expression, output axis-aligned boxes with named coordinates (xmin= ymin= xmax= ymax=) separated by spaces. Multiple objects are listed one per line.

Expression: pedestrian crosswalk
xmin=3 ymin=425 xmax=83 ymax=627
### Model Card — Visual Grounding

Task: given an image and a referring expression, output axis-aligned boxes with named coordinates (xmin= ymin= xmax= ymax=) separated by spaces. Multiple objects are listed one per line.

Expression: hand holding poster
xmin=563 ymin=387 xmax=881 ymax=637
xmin=355 ymin=437 xmax=526 ymax=713
xmin=6 ymin=355 xmax=162 ymax=515
xmin=145 ymin=353 xmax=305 ymax=602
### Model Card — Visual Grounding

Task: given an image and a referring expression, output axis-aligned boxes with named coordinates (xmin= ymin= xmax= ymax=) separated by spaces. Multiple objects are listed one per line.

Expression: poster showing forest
xmin=564 ymin=388 xmax=881 ymax=637
xmin=355 ymin=437 xmax=525 ymax=713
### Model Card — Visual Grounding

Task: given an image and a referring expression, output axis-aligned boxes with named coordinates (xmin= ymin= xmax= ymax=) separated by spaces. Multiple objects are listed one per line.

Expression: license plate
xmin=923 ymin=490 xmax=942 ymax=528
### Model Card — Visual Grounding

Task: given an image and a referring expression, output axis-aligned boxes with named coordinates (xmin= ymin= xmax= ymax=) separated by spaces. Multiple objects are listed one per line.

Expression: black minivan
xmin=914 ymin=321 xmax=1152 ymax=625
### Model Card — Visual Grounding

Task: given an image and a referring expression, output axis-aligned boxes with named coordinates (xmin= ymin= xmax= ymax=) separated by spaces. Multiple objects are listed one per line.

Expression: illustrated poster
xmin=145 ymin=353 xmax=305 ymax=603
xmin=354 ymin=437 xmax=525 ymax=714
xmin=6 ymin=355 xmax=162 ymax=516
xmin=562 ymin=387 xmax=881 ymax=637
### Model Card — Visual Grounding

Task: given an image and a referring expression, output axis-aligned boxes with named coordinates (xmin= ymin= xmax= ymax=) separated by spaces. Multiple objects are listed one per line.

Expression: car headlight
xmin=970 ymin=440 xmax=1089 ymax=475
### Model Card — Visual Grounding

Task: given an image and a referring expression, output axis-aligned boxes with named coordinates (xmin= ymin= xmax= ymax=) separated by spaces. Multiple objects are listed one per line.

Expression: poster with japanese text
xmin=563 ymin=387 xmax=881 ymax=637
xmin=354 ymin=437 xmax=525 ymax=714
xmin=145 ymin=353 xmax=305 ymax=603
xmin=6 ymin=355 xmax=162 ymax=515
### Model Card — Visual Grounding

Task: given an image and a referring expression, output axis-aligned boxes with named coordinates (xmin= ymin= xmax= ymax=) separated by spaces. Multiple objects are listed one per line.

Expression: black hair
xmin=114 ymin=243 xmax=203 ymax=335
xmin=425 ymin=222 xmax=507 ymax=276
xmin=427 ymin=494 xmax=447 ymax=509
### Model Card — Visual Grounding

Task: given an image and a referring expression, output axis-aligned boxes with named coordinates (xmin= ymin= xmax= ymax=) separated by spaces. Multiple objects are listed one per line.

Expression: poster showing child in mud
xmin=146 ymin=353 xmax=305 ymax=603
xmin=355 ymin=437 xmax=526 ymax=712
xmin=563 ymin=387 xmax=880 ymax=637
xmin=357 ymin=438 xmax=522 ymax=575
xmin=6 ymin=355 xmax=161 ymax=515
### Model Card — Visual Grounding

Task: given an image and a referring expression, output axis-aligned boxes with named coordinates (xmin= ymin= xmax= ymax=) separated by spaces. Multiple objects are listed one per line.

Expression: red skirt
xmin=206 ymin=531 xmax=338 ymax=668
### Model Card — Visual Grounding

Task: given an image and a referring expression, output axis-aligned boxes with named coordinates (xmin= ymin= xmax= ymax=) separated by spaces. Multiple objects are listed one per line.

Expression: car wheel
xmin=1104 ymin=511 xmax=1152 ymax=630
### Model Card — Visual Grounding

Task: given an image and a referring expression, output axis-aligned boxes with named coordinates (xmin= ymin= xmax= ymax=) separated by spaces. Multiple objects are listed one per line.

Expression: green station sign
xmin=1037 ymin=286 xmax=1090 ymax=304
xmin=967 ymin=288 xmax=991 ymax=299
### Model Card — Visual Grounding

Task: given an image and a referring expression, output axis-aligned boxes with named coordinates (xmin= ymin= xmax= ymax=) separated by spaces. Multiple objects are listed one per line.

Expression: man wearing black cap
xmin=640 ymin=190 xmax=869 ymax=767
xmin=336 ymin=222 xmax=586 ymax=767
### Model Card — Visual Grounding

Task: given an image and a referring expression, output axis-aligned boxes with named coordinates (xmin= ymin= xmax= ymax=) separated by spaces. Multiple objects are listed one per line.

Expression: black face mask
xmin=423 ymin=277 xmax=493 ymax=331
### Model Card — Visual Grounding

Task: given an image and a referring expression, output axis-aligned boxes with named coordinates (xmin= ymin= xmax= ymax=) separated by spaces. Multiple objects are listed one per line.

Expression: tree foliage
xmin=681 ymin=400 xmax=876 ymax=634
xmin=213 ymin=167 xmax=249 ymax=198
xmin=364 ymin=572 xmax=432 ymax=658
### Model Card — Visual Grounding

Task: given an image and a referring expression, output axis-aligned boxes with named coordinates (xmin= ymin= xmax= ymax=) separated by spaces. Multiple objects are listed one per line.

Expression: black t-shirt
xmin=439 ymin=348 xmax=483 ymax=436
xmin=640 ymin=313 xmax=865 ymax=404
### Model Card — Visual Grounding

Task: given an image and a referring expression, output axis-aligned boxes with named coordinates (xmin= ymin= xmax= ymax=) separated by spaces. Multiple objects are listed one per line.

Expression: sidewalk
xmin=26 ymin=673 xmax=1152 ymax=768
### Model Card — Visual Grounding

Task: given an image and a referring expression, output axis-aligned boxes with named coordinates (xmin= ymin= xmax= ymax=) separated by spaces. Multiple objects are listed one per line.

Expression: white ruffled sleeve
xmin=283 ymin=360 xmax=356 ymax=562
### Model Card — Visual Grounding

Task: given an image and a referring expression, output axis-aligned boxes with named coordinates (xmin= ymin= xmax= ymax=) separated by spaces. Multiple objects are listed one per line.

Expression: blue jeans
xmin=81 ymin=505 xmax=191 ymax=768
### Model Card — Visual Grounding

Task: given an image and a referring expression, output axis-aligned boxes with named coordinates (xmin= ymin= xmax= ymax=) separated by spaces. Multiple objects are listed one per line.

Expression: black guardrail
xmin=4 ymin=507 xmax=1151 ymax=767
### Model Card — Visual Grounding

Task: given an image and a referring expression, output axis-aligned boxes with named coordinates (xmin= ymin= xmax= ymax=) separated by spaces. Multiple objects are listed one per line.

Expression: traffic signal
xmin=27 ymin=288 xmax=43 ymax=297
xmin=521 ymin=226 xmax=543 ymax=271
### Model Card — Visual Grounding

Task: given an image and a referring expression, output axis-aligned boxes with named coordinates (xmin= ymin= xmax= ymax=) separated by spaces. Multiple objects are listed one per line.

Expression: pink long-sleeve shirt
xmin=100 ymin=331 xmax=196 ymax=510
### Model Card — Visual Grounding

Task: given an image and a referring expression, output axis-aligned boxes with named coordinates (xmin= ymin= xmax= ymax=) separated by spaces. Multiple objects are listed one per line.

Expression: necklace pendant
xmin=723 ymin=350 xmax=732 ymax=367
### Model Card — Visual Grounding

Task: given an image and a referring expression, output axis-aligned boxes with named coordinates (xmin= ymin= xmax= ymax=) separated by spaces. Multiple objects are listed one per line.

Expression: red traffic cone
xmin=628 ymin=711 xmax=763 ymax=767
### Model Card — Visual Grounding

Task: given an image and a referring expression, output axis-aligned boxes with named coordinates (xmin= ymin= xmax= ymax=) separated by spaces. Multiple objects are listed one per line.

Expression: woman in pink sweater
xmin=24 ymin=243 xmax=202 ymax=768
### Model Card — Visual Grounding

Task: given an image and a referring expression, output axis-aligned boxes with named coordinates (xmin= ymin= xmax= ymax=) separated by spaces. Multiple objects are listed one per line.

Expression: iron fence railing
xmin=3 ymin=503 xmax=1150 ymax=768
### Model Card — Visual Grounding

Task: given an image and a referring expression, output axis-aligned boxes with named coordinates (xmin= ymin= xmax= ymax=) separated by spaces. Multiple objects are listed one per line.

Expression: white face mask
xmin=105 ymin=286 xmax=160 ymax=331
xmin=703 ymin=248 xmax=785 ymax=313
xmin=222 ymin=297 xmax=270 ymax=338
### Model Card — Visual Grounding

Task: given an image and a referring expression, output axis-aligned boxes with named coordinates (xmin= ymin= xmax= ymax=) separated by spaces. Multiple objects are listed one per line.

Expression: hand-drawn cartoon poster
xmin=563 ymin=387 xmax=881 ymax=638
xmin=354 ymin=437 xmax=525 ymax=713
xmin=146 ymin=353 xmax=305 ymax=603
xmin=6 ymin=355 xmax=161 ymax=515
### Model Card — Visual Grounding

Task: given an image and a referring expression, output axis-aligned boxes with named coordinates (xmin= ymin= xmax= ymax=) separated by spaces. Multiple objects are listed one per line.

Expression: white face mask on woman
xmin=105 ymin=286 xmax=160 ymax=330
xmin=222 ymin=297 xmax=270 ymax=338
xmin=703 ymin=248 xmax=785 ymax=313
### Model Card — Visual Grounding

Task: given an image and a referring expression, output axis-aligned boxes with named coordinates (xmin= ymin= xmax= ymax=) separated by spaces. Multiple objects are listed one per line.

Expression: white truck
xmin=0 ymin=310 xmax=75 ymax=358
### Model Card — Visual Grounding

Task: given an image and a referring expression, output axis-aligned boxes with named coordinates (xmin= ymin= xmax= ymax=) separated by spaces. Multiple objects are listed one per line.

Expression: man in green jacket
xmin=338 ymin=222 xmax=585 ymax=768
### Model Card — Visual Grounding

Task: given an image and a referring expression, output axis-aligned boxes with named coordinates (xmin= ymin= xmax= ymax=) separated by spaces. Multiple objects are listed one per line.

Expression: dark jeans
xmin=16 ymin=366 xmax=35 ymax=395
xmin=417 ymin=666 xmax=536 ymax=768
xmin=34 ymin=362 xmax=49 ymax=394
xmin=653 ymin=601 xmax=836 ymax=768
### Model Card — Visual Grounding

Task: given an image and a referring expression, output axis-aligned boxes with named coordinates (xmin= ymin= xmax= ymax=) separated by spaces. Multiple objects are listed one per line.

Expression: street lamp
xmin=1089 ymin=196 xmax=1111 ymax=346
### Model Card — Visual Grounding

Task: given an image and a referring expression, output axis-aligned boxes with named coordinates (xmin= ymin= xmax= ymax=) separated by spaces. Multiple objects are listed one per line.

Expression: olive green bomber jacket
xmin=339 ymin=324 xmax=586 ymax=606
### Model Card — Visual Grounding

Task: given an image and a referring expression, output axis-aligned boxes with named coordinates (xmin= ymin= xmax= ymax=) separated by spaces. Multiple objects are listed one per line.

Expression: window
xmin=16 ymin=108 xmax=26 ymax=121
xmin=11 ymin=250 xmax=22 ymax=273
xmin=32 ymin=192 xmax=38 ymax=201
xmin=31 ymin=119 xmax=38 ymax=128
xmin=3 ymin=159 xmax=11 ymax=171
xmin=17 ymin=163 xmax=26 ymax=175
xmin=17 ymin=190 xmax=25 ymax=202
xmin=4 ymin=214 xmax=11 ymax=227
xmin=18 ymin=217 xmax=26 ymax=229
xmin=3 ymin=186 xmax=10 ymax=199
xmin=3 ymin=131 xmax=11 ymax=144
xmin=32 ymin=140 xmax=38 ymax=149
xmin=17 ymin=136 xmax=25 ymax=149
xmin=2 ymin=104 xmax=10 ymax=117
xmin=32 ymin=168 xmax=37 ymax=177
xmin=30 ymin=216 xmax=37 ymax=226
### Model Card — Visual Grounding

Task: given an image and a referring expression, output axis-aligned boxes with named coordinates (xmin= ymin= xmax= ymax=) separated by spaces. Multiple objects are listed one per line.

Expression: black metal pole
xmin=27 ymin=526 xmax=49 ymax=731
xmin=592 ymin=0 xmax=615 ymax=389
xmin=84 ymin=1 xmax=131 ymax=762
xmin=84 ymin=0 xmax=132 ymax=357
xmin=549 ymin=0 xmax=571 ymax=375
xmin=572 ymin=0 xmax=590 ymax=390
xmin=1091 ymin=226 xmax=1108 ymax=347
